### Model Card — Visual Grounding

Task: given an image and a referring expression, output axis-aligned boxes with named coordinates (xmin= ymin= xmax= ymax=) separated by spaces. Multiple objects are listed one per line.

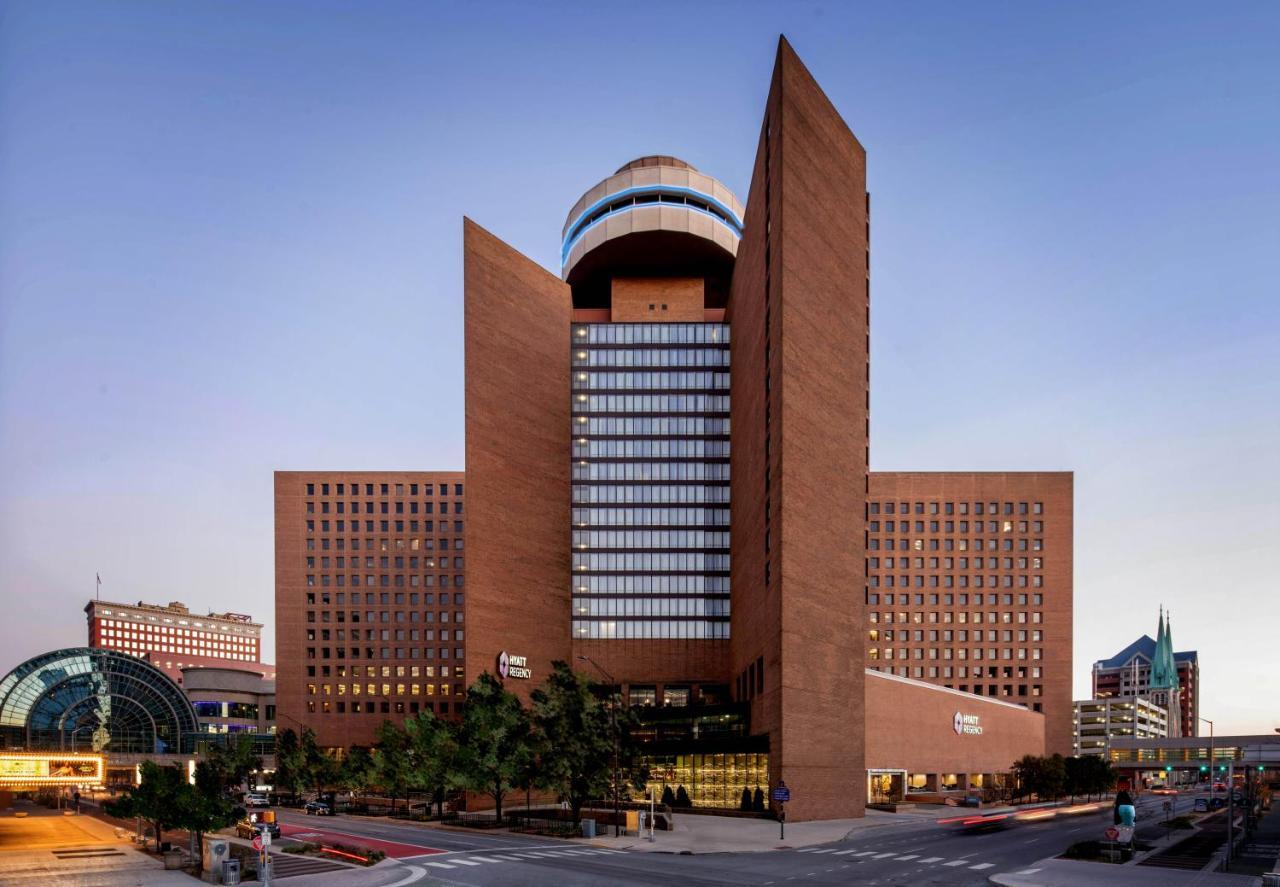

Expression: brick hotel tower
xmin=465 ymin=39 xmax=868 ymax=821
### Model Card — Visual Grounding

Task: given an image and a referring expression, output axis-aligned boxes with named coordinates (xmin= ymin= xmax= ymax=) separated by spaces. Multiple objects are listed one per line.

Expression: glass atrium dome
xmin=0 ymin=648 xmax=198 ymax=754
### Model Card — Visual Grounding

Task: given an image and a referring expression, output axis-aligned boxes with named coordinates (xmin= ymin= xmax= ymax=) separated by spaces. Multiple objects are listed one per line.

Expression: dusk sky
xmin=1 ymin=2 xmax=1276 ymax=733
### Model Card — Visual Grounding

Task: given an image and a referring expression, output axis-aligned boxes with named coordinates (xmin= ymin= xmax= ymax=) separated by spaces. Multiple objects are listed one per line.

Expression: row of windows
xmin=306 ymin=500 xmax=462 ymax=515
xmin=98 ymin=638 xmax=256 ymax=660
xmin=869 ymin=611 xmax=1045 ymax=625
xmin=305 ymin=536 xmax=463 ymax=551
xmin=307 ymin=646 xmax=462 ymax=660
xmin=869 ymin=647 xmax=1044 ymax=662
xmin=576 ymin=323 xmax=728 ymax=345
xmin=308 ymin=664 xmax=453 ymax=678
xmin=572 ymin=507 xmax=730 ymax=527
xmin=572 ymin=530 xmax=730 ymax=549
xmin=572 ymin=596 xmax=731 ymax=617
xmin=97 ymin=620 xmax=257 ymax=644
xmin=308 ymin=558 xmax=461 ymax=572
xmin=572 ymin=619 xmax=730 ymax=639
xmin=573 ymin=462 xmax=730 ymax=482
xmin=573 ymin=393 xmax=730 ymax=413
xmin=308 ymin=700 xmax=449 ymax=715
xmin=869 ymin=501 xmax=1044 ymax=516
xmin=96 ymin=615 xmax=257 ymax=637
xmin=574 ymin=416 xmax=730 ymax=436
xmin=573 ymin=575 xmax=731 ymax=593
xmin=870 ymin=629 xmax=1043 ymax=642
xmin=309 ymin=628 xmax=460 ymax=641
xmin=308 ymin=682 xmax=460 ymax=697
xmin=306 ymin=592 xmax=462 ymax=606
xmin=868 ymin=539 xmax=1040 ymax=554
xmin=870 ymin=520 xmax=1044 ymax=535
xmin=870 ymin=557 xmax=1042 ymax=573
xmin=573 ymin=552 xmax=730 ymax=571
xmin=305 ymin=482 xmax=463 ymax=497
xmin=98 ymin=629 xmax=252 ymax=650
xmin=573 ymin=439 xmax=731 ymax=459
xmin=573 ymin=371 xmax=730 ymax=391
xmin=869 ymin=592 xmax=1044 ymax=606
xmin=307 ymin=575 xmax=464 ymax=588
xmin=573 ymin=485 xmax=730 ymax=504
xmin=573 ymin=348 xmax=730 ymax=367
xmin=869 ymin=575 xmax=1044 ymax=588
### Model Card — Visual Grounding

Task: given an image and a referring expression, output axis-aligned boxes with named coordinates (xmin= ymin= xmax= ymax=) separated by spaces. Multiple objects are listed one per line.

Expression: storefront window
xmin=643 ymin=753 xmax=768 ymax=809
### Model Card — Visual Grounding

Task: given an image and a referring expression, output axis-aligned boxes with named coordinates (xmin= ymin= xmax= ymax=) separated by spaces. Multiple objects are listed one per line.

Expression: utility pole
xmin=577 ymin=656 xmax=622 ymax=838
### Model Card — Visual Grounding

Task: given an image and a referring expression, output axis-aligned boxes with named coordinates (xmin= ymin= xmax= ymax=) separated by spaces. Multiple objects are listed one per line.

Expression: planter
xmin=163 ymin=850 xmax=184 ymax=870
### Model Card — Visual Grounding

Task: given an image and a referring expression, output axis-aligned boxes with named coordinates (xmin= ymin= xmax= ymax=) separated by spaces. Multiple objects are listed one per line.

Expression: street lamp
xmin=577 ymin=655 xmax=622 ymax=838
xmin=1199 ymin=717 xmax=1214 ymax=793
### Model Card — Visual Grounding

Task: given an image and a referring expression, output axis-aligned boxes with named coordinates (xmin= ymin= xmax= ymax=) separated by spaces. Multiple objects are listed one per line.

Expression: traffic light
xmin=1165 ymin=765 xmax=1173 ymax=773
xmin=1200 ymin=765 xmax=1208 ymax=773
xmin=1259 ymin=766 xmax=1265 ymax=773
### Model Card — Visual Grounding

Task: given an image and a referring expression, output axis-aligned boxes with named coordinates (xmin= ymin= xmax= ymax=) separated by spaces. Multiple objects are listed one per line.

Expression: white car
xmin=244 ymin=793 xmax=269 ymax=808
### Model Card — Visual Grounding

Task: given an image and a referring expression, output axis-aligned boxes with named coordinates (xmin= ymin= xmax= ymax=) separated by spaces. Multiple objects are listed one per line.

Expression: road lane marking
xmin=873 ymin=852 xmax=897 ymax=858
xmin=895 ymin=854 xmax=919 ymax=860
xmin=833 ymin=849 xmax=857 ymax=855
xmin=855 ymin=851 xmax=878 ymax=856
xmin=919 ymin=857 xmax=944 ymax=863
xmin=1016 ymin=869 xmax=1042 ymax=875
xmin=813 ymin=848 xmax=836 ymax=854
xmin=451 ymin=859 xmax=482 ymax=866
xmin=943 ymin=860 xmax=968 ymax=866
xmin=970 ymin=863 xmax=995 ymax=870
xmin=425 ymin=862 xmax=456 ymax=869
xmin=797 ymin=848 xmax=818 ymax=853
xmin=467 ymin=856 xmax=501 ymax=863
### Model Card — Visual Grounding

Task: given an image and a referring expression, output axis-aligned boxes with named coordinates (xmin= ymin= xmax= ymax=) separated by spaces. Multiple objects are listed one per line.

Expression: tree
xmin=181 ymin=761 xmax=241 ymax=864
xmin=1041 ymin=754 xmax=1067 ymax=801
xmin=373 ymin=721 xmax=413 ymax=814
xmin=340 ymin=746 xmax=377 ymax=799
xmin=104 ymin=761 xmax=188 ymax=851
xmin=403 ymin=710 xmax=458 ymax=819
xmin=300 ymin=727 xmax=338 ymax=798
xmin=1064 ymin=756 xmax=1087 ymax=803
xmin=1012 ymin=755 xmax=1042 ymax=801
xmin=274 ymin=728 xmax=303 ymax=801
xmin=675 ymin=786 xmax=692 ymax=808
xmin=740 ymin=788 xmax=752 ymax=811
xmin=204 ymin=734 xmax=263 ymax=796
xmin=660 ymin=785 xmax=675 ymax=807
xmin=453 ymin=672 xmax=532 ymax=822
xmin=527 ymin=655 xmax=640 ymax=824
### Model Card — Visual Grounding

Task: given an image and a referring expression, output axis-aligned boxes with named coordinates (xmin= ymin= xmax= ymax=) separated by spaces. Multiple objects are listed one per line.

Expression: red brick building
xmin=273 ymin=471 xmax=466 ymax=748
xmin=85 ymin=598 xmax=271 ymax=686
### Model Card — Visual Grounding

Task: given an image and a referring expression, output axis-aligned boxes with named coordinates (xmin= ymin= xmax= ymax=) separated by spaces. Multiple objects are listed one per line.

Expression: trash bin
xmin=581 ymin=818 xmax=596 ymax=838
xmin=221 ymin=857 xmax=241 ymax=885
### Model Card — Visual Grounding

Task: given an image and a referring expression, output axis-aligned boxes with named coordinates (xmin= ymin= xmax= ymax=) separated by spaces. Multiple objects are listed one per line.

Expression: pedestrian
xmin=1114 ymin=789 xmax=1135 ymax=827
xmin=73 ymin=790 xmax=81 ymax=814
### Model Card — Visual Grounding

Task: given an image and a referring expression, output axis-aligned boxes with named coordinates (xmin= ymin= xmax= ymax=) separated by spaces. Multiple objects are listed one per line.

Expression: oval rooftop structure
xmin=560 ymin=155 xmax=745 ymax=288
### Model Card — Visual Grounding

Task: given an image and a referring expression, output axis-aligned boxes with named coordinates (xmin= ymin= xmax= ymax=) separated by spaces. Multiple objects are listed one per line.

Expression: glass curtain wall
xmin=571 ymin=323 xmax=730 ymax=640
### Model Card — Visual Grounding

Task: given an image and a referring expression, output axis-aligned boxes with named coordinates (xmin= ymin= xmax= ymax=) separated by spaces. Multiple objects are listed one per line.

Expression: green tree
xmin=1012 ymin=754 xmax=1043 ymax=801
xmin=104 ymin=760 xmax=188 ymax=851
xmin=274 ymin=728 xmax=303 ymax=801
xmin=300 ymin=727 xmax=339 ymax=798
xmin=181 ymin=761 xmax=241 ymax=864
xmin=530 ymin=661 xmax=646 ymax=824
xmin=403 ymin=710 xmax=458 ymax=819
xmin=1042 ymin=754 xmax=1067 ymax=801
xmin=204 ymin=734 xmax=263 ymax=796
xmin=373 ymin=720 xmax=413 ymax=814
xmin=1064 ymin=756 xmax=1086 ymax=802
xmin=340 ymin=746 xmax=377 ymax=798
xmin=453 ymin=672 xmax=532 ymax=822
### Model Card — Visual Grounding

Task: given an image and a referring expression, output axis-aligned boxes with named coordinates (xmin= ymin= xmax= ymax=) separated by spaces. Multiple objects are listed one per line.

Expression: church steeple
xmin=1151 ymin=605 xmax=1178 ymax=691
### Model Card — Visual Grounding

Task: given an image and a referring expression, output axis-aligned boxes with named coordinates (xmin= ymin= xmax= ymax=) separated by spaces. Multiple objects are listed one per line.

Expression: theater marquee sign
xmin=497 ymin=651 xmax=531 ymax=680
xmin=953 ymin=711 xmax=984 ymax=736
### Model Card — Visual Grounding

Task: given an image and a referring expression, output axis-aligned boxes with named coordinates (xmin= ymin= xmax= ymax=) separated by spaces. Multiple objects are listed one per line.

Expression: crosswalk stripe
xmin=452 ymin=859 xmax=482 ymax=866
xmin=467 ymin=856 xmax=501 ymax=863
xmin=494 ymin=855 xmax=523 ymax=861
xmin=895 ymin=854 xmax=919 ymax=860
xmin=920 ymin=857 xmax=944 ymax=863
xmin=519 ymin=852 xmax=550 ymax=858
xmin=425 ymin=862 xmax=456 ymax=869
xmin=970 ymin=863 xmax=995 ymax=870
xmin=855 ymin=851 xmax=878 ymax=857
xmin=813 ymin=849 xmax=837 ymax=854
xmin=943 ymin=859 xmax=968 ymax=866
xmin=873 ymin=852 xmax=897 ymax=859
xmin=797 ymin=848 xmax=818 ymax=853
xmin=833 ymin=849 xmax=857 ymax=855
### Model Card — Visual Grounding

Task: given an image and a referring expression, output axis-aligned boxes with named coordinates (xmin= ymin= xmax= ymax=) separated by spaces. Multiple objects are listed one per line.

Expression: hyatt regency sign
xmin=953 ymin=712 xmax=984 ymax=736
xmin=497 ymin=651 xmax=531 ymax=680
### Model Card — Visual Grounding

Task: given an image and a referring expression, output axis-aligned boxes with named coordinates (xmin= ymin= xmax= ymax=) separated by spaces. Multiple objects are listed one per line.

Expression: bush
xmin=660 ymin=786 xmax=676 ymax=807
xmin=752 ymin=788 xmax=765 ymax=812
xmin=740 ymin=788 xmax=752 ymax=811
xmin=675 ymin=786 xmax=692 ymax=808
xmin=1167 ymin=815 xmax=1194 ymax=830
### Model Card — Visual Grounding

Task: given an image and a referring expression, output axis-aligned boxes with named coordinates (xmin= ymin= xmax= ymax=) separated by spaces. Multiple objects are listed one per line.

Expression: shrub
xmin=740 ymin=788 xmax=752 ymax=811
xmin=660 ymin=785 xmax=676 ymax=807
xmin=752 ymin=788 xmax=765 ymax=812
xmin=675 ymin=786 xmax=692 ymax=808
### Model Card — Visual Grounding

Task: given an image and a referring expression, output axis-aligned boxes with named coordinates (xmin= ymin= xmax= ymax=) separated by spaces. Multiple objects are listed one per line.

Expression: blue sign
xmin=772 ymin=786 xmax=790 ymax=802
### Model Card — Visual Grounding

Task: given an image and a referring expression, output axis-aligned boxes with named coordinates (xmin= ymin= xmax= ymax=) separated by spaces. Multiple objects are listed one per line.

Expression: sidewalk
xmin=989 ymin=858 xmax=1261 ymax=886
xmin=568 ymin=809 xmax=909 ymax=853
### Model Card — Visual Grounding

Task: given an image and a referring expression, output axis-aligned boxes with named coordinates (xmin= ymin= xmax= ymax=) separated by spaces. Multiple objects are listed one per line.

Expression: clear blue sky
xmin=1 ymin=2 xmax=1277 ymax=733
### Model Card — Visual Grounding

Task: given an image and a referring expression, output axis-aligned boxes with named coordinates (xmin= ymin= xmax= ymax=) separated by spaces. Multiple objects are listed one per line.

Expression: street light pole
xmin=1199 ymin=717 xmax=1214 ymax=797
xmin=577 ymin=656 xmax=622 ymax=838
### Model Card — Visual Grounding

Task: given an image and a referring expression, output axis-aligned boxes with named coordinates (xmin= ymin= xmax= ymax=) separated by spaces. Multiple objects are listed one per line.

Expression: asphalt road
xmin=273 ymin=792 xmax=1203 ymax=886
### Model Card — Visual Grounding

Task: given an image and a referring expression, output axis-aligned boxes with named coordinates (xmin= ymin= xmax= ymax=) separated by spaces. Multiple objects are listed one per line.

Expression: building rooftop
xmin=1095 ymin=634 xmax=1198 ymax=669
xmin=615 ymin=155 xmax=696 ymax=174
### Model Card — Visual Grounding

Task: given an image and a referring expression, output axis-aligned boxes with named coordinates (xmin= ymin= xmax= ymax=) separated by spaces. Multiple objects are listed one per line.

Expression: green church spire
xmin=1150 ymin=605 xmax=1178 ymax=690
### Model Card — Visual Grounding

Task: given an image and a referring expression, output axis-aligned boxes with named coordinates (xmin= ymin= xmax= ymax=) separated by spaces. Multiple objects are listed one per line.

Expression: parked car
xmin=304 ymin=800 xmax=332 ymax=816
xmin=236 ymin=816 xmax=280 ymax=840
xmin=244 ymin=793 xmax=269 ymax=808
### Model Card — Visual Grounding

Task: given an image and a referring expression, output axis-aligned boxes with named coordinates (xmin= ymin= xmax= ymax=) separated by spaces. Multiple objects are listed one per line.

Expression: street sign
xmin=772 ymin=785 xmax=791 ymax=803
xmin=1104 ymin=826 xmax=1119 ymax=841
xmin=261 ymin=830 xmax=271 ymax=847
xmin=252 ymin=835 xmax=263 ymax=852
